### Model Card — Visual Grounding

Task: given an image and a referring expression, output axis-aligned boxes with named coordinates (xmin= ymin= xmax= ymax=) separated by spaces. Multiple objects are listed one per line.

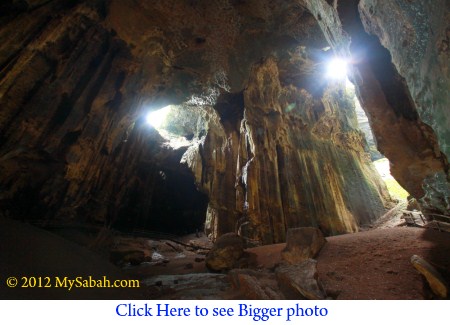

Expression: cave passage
xmin=113 ymin=104 xmax=209 ymax=236
xmin=142 ymin=166 xmax=209 ymax=235
xmin=347 ymin=79 xmax=409 ymax=202
xmin=113 ymin=162 xmax=209 ymax=236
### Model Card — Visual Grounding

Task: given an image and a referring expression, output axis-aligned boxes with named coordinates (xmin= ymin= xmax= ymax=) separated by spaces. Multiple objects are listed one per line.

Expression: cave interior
xmin=0 ymin=0 xmax=449 ymax=299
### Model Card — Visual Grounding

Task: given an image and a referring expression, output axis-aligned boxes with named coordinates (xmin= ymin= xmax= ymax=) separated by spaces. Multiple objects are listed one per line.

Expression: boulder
xmin=110 ymin=249 xmax=146 ymax=266
xmin=205 ymin=233 xmax=245 ymax=272
xmin=229 ymin=270 xmax=269 ymax=299
xmin=229 ymin=269 xmax=284 ymax=299
xmin=407 ymin=198 xmax=421 ymax=211
xmin=276 ymin=259 xmax=326 ymax=300
xmin=281 ymin=227 xmax=326 ymax=264
xmin=411 ymin=255 xmax=448 ymax=298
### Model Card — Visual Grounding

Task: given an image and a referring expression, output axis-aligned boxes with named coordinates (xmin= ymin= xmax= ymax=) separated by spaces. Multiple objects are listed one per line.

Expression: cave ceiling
xmin=0 ymin=0 xmax=448 ymax=243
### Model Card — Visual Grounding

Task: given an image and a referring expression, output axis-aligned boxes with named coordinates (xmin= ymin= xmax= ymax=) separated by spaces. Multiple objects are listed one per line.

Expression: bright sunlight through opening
xmin=146 ymin=105 xmax=172 ymax=129
xmin=144 ymin=105 xmax=192 ymax=149
xmin=326 ymin=58 xmax=348 ymax=80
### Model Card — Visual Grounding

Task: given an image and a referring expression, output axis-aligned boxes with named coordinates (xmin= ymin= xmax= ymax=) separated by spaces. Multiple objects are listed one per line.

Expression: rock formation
xmin=305 ymin=0 xmax=449 ymax=215
xmin=411 ymin=254 xmax=448 ymax=298
xmin=276 ymin=259 xmax=326 ymax=300
xmin=0 ymin=0 xmax=447 ymax=246
xmin=281 ymin=227 xmax=326 ymax=264
xmin=205 ymin=233 xmax=245 ymax=272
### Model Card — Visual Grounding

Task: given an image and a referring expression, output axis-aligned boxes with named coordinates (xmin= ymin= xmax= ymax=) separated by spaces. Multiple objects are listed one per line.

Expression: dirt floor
xmin=317 ymin=227 xmax=450 ymax=299
xmin=123 ymin=226 xmax=450 ymax=299
xmin=1 ymin=216 xmax=449 ymax=299
xmin=246 ymin=227 xmax=450 ymax=299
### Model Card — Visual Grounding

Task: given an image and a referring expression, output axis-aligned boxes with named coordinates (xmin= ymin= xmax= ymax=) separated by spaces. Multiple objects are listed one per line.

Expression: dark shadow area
xmin=113 ymin=149 xmax=209 ymax=236
xmin=214 ymin=92 xmax=245 ymax=133
xmin=420 ymin=228 xmax=450 ymax=284
xmin=144 ymin=166 xmax=208 ymax=235
xmin=0 ymin=217 xmax=145 ymax=299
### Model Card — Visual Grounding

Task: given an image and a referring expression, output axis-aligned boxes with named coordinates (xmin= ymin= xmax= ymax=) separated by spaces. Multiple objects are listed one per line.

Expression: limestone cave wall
xmin=305 ymin=0 xmax=449 ymax=215
xmin=0 ymin=0 xmax=195 ymax=230
xmin=358 ymin=0 xmax=450 ymax=214
xmin=183 ymin=57 xmax=389 ymax=243
xmin=0 ymin=0 xmax=426 ymax=244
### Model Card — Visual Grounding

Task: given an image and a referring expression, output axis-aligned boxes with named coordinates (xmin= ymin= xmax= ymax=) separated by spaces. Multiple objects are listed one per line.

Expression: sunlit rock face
xmin=305 ymin=0 xmax=449 ymax=215
xmin=0 ymin=0 xmax=407 ymax=243
xmin=359 ymin=0 xmax=450 ymax=160
xmin=358 ymin=0 xmax=450 ymax=215
xmin=183 ymin=56 xmax=390 ymax=243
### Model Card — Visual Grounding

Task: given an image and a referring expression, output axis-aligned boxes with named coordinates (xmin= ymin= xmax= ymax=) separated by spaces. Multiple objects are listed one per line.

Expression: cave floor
xmin=316 ymin=227 xmax=450 ymax=299
xmin=241 ymin=227 xmax=450 ymax=299
xmin=129 ymin=227 xmax=450 ymax=300
xmin=1 ymin=216 xmax=449 ymax=299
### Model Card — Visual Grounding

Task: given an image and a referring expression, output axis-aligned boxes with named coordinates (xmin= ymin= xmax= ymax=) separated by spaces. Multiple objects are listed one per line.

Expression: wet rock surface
xmin=142 ymin=273 xmax=231 ymax=300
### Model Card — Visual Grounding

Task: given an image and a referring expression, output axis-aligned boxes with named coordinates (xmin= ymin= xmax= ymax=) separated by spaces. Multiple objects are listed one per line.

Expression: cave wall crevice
xmin=305 ymin=0 xmax=449 ymax=215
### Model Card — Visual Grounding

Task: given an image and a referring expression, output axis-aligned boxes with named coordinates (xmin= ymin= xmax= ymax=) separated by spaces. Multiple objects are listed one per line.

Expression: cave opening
xmin=146 ymin=105 xmax=171 ymax=129
xmin=346 ymin=78 xmax=410 ymax=202
xmin=112 ymin=104 xmax=210 ymax=236
xmin=328 ymin=0 xmax=446 ymax=207
xmin=326 ymin=57 xmax=348 ymax=80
